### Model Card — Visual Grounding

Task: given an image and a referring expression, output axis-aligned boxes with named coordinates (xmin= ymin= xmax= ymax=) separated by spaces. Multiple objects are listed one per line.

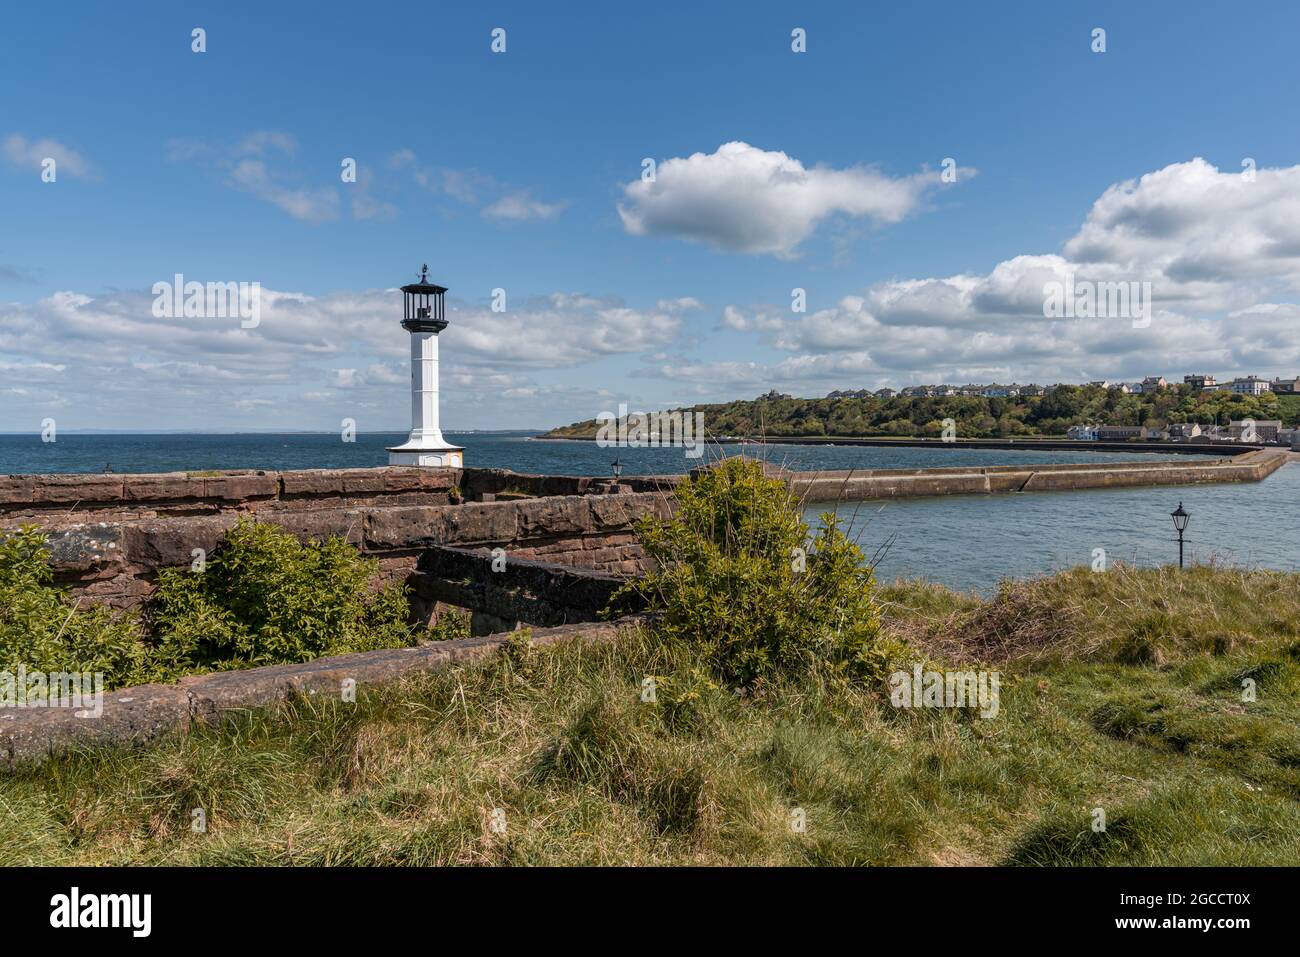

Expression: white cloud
xmin=2 ymin=134 xmax=95 ymax=179
xmin=0 ymin=285 xmax=692 ymax=429
xmin=678 ymin=158 xmax=1300 ymax=391
xmin=351 ymin=167 xmax=398 ymax=221
xmin=228 ymin=159 xmax=339 ymax=224
xmin=235 ymin=131 xmax=298 ymax=157
xmin=618 ymin=141 xmax=967 ymax=257
xmin=1064 ymin=158 xmax=1300 ymax=293
xmin=391 ymin=150 xmax=566 ymax=222
xmin=483 ymin=192 xmax=568 ymax=221
xmin=168 ymin=131 xmax=339 ymax=225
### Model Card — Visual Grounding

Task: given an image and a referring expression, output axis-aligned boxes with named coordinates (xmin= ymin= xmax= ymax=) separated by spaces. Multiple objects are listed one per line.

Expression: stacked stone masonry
xmin=0 ymin=467 xmax=673 ymax=609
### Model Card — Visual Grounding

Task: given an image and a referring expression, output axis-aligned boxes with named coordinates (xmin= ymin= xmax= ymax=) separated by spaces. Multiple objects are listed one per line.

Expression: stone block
xmin=121 ymin=515 xmax=237 ymax=568
xmin=122 ymin=473 xmax=207 ymax=502
xmin=0 ymin=683 xmax=191 ymax=768
xmin=42 ymin=524 xmax=126 ymax=572
xmin=32 ymin=474 xmax=124 ymax=504
xmin=262 ymin=508 xmax=364 ymax=546
xmin=515 ymin=496 xmax=593 ymax=538
xmin=281 ymin=470 xmax=344 ymax=496
xmin=201 ymin=472 xmax=279 ymax=501
xmin=0 ymin=475 xmax=35 ymax=507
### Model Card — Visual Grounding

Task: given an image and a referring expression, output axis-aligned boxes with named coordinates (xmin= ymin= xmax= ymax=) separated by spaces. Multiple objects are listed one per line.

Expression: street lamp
xmin=611 ymin=457 xmax=623 ymax=480
xmin=1170 ymin=502 xmax=1190 ymax=569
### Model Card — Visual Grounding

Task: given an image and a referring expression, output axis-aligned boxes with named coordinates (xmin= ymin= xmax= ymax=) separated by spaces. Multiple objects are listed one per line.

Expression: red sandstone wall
xmin=3 ymin=488 xmax=668 ymax=610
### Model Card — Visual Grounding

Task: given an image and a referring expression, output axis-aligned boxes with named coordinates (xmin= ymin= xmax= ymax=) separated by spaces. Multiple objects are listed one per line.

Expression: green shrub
xmin=620 ymin=458 xmax=883 ymax=686
xmin=0 ymin=526 xmax=149 ymax=689
xmin=429 ymin=608 xmax=472 ymax=642
xmin=148 ymin=518 xmax=417 ymax=675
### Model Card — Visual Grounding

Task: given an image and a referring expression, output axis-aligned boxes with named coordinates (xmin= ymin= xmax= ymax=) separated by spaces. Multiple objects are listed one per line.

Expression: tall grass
xmin=4 ymin=563 xmax=1300 ymax=866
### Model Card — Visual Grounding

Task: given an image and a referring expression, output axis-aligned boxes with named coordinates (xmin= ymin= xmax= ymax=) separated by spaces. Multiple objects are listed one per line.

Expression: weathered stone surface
xmin=0 ymin=683 xmax=192 ymax=768
xmin=42 ymin=524 xmax=126 ymax=572
xmin=1 ymin=466 xmax=658 ymax=522
xmin=590 ymin=492 xmax=667 ymax=528
xmin=280 ymin=470 xmax=346 ymax=496
xmin=0 ymin=475 xmax=35 ymax=505
xmin=515 ymin=496 xmax=593 ymax=538
xmin=201 ymin=472 xmax=279 ymax=501
xmin=32 ymin=474 xmax=124 ymax=504
xmin=339 ymin=469 xmax=387 ymax=494
xmin=413 ymin=545 xmax=635 ymax=626
xmin=121 ymin=515 xmax=238 ymax=568
xmin=383 ymin=467 xmax=457 ymax=493
xmin=365 ymin=502 xmax=520 ymax=549
xmin=363 ymin=506 xmax=446 ymax=549
xmin=261 ymin=508 xmax=365 ymax=547
xmin=122 ymin=473 xmax=206 ymax=502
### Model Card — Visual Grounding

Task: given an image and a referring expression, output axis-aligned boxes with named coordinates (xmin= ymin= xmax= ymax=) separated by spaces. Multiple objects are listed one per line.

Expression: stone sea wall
xmin=788 ymin=448 xmax=1289 ymax=502
xmin=0 ymin=467 xmax=673 ymax=609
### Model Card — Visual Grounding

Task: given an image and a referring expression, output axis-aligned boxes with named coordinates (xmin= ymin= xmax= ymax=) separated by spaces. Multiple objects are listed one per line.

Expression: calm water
xmin=1 ymin=431 xmax=1290 ymax=592
xmin=0 ymin=431 xmax=1210 ymax=476
xmin=810 ymin=461 xmax=1300 ymax=591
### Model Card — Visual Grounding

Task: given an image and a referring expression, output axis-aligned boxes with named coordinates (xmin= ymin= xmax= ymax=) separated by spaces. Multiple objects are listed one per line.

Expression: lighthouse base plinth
xmin=387 ymin=442 xmax=464 ymax=468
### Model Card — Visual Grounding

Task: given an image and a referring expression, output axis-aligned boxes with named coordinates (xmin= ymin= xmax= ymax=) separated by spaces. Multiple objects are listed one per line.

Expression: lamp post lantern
xmin=1170 ymin=502 xmax=1190 ymax=569
xmin=611 ymin=457 xmax=623 ymax=480
xmin=388 ymin=265 xmax=464 ymax=468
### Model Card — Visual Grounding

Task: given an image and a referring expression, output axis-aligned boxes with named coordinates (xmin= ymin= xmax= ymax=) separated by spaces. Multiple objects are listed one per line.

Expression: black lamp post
xmin=1170 ymin=502 xmax=1190 ymax=569
xmin=611 ymin=457 xmax=623 ymax=480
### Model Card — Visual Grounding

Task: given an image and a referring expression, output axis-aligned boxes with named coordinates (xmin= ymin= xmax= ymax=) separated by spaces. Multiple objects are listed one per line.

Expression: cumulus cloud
xmin=619 ymin=142 xmax=967 ymax=257
xmin=676 ymin=158 xmax=1300 ymax=392
xmin=1064 ymin=158 xmax=1300 ymax=293
xmin=2 ymin=134 xmax=95 ymax=179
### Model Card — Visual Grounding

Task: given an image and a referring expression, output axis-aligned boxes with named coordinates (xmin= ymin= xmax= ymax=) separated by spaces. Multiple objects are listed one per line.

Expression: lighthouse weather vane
xmin=386 ymin=265 xmax=463 ymax=469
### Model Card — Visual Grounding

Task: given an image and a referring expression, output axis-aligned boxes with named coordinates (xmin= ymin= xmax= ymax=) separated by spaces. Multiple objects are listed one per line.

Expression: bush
xmin=621 ymin=458 xmax=884 ymax=686
xmin=0 ymin=526 xmax=149 ymax=689
xmin=148 ymin=518 xmax=417 ymax=675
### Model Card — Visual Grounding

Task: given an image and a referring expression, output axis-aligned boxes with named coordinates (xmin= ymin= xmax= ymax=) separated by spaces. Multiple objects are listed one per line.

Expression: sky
xmin=4 ymin=1 xmax=1300 ymax=432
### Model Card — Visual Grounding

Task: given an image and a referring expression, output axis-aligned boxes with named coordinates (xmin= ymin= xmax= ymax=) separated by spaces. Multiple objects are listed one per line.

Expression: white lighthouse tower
xmin=387 ymin=265 xmax=464 ymax=467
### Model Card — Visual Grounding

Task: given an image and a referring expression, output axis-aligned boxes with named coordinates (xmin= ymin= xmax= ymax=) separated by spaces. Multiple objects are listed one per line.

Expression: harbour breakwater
xmin=789 ymin=447 xmax=1289 ymax=503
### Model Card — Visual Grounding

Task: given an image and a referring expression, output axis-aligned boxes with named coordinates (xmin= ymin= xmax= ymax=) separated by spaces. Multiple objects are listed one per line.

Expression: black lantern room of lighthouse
xmin=401 ymin=265 xmax=448 ymax=333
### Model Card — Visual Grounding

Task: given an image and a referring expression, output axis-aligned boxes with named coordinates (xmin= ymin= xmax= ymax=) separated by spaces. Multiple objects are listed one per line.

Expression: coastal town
xmin=823 ymin=373 xmax=1300 ymax=447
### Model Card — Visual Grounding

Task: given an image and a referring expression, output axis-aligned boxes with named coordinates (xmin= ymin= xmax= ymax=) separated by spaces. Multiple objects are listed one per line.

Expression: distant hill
xmin=543 ymin=384 xmax=1294 ymax=439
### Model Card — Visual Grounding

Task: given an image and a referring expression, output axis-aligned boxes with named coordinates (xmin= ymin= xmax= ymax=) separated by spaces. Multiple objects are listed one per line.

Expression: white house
xmin=1227 ymin=376 xmax=1271 ymax=396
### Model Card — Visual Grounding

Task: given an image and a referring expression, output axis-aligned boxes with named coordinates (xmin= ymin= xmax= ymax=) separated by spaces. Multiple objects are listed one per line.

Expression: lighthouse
xmin=387 ymin=265 xmax=464 ymax=467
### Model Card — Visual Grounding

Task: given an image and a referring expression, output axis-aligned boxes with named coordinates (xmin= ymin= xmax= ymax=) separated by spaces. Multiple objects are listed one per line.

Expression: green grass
xmin=3 ymin=563 xmax=1299 ymax=866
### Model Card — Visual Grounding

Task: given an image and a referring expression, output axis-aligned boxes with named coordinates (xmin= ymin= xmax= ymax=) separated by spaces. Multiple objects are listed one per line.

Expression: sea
xmin=2 ymin=431 xmax=1295 ymax=592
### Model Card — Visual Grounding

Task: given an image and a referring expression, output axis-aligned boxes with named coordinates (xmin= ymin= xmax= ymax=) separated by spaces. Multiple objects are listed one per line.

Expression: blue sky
xmin=4 ymin=1 xmax=1300 ymax=431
